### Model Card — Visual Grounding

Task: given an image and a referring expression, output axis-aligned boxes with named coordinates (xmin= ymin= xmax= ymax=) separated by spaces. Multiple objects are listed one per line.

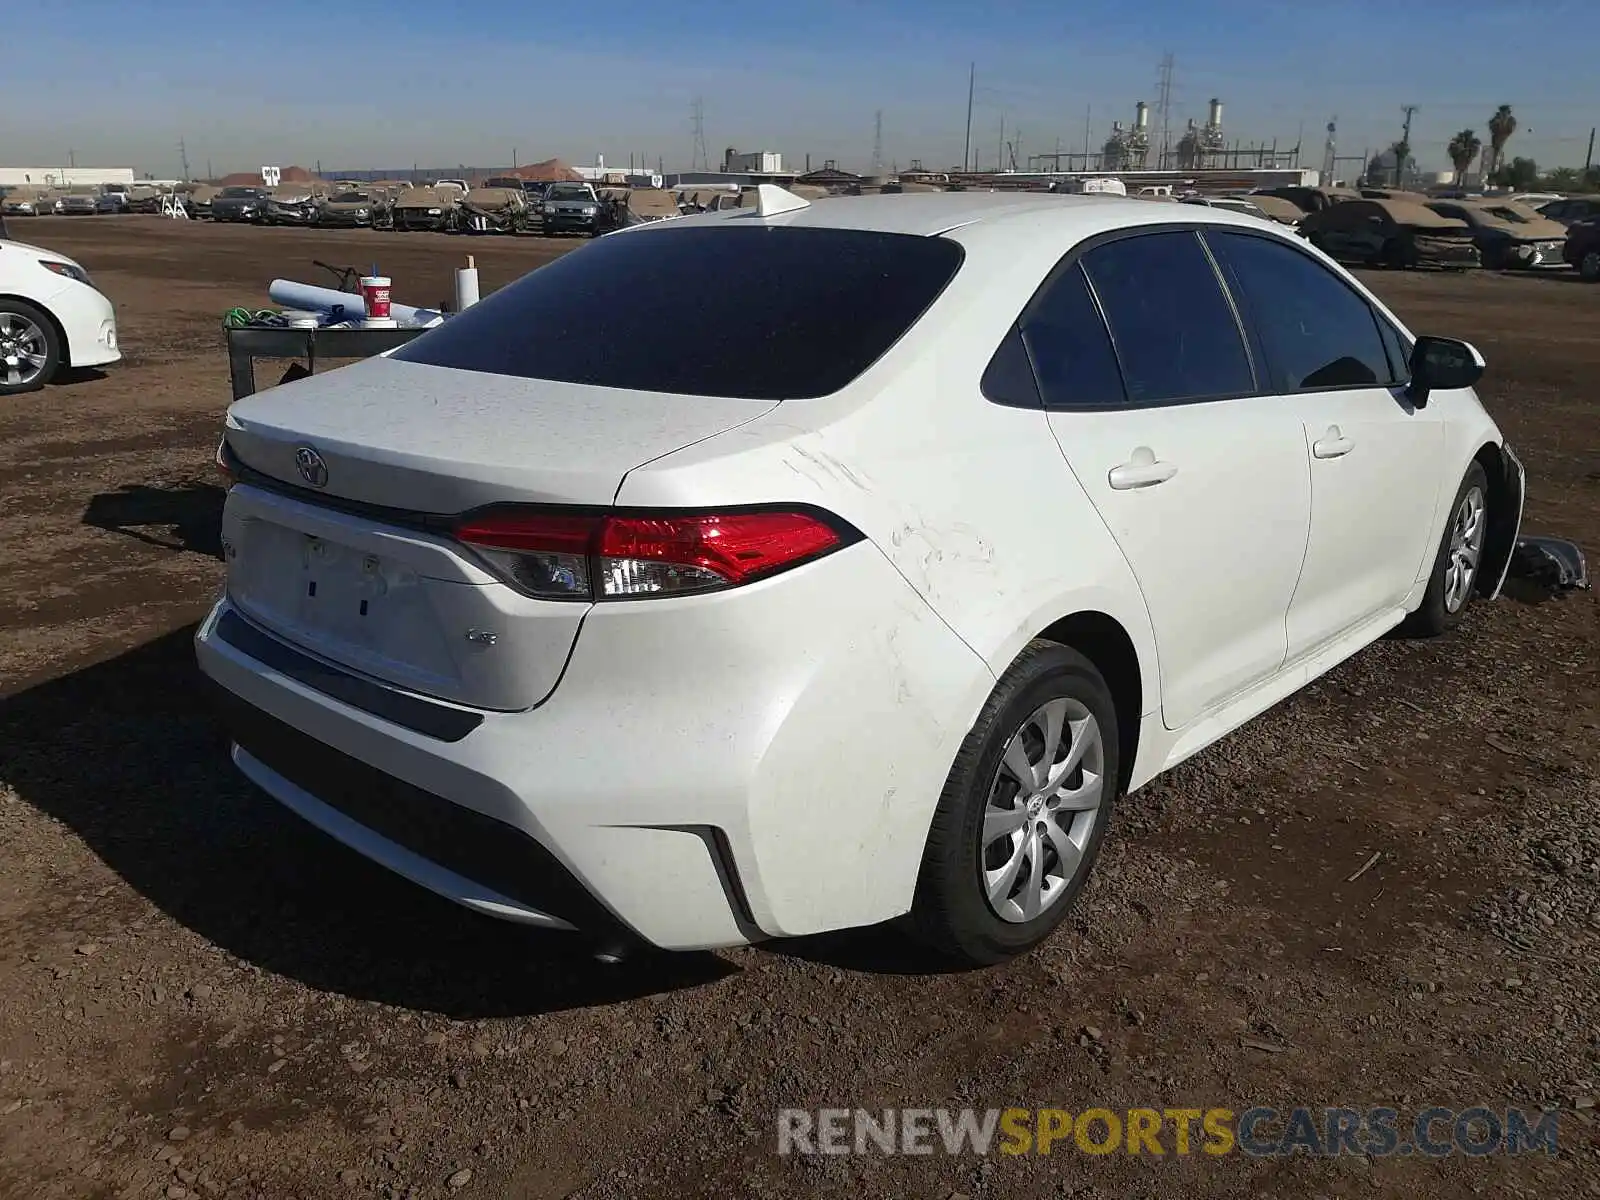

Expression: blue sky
xmin=8 ymin=0 xmax=1597 ymax=177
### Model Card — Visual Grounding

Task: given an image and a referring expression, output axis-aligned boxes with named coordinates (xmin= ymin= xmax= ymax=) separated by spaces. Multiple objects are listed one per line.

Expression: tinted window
xmin=394 ymin=226 xmax=964 ymax=400
xmin=1018 ymin=262 xmax=1125 ymax=408
xmin=1080 ymin=232 xmax=1253 ymax=403
xmin=1208 ymin=231 xmax=1393 ymax=391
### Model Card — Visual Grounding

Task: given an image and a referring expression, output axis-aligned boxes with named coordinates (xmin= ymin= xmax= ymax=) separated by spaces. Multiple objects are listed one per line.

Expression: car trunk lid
xmin=221 ymin=356 xmax=776 ymax=710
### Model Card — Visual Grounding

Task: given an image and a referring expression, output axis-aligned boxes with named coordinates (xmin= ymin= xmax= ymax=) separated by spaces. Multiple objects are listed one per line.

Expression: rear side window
xmin=1080 ymin=231 xmax=1254 ymax=404
xmin=1017 ymin=262 xmax=1125 ymax=409
xmin=1206 ymin=230 xmax=1394 ymax=390
xmin=392 ymin=226 xmax=964 ymax=400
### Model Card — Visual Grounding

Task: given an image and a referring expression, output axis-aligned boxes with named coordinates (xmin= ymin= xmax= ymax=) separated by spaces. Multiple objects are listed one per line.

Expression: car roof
xmin=657 ymin=190 xmax=1281 ymax=240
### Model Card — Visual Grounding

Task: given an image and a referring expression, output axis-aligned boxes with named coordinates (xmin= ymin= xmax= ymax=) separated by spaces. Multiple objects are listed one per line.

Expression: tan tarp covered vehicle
xmin=1246 ymin=194 xmax=1307 ymax=225
xmin=391 ymin=185 xmax=458 ymax=231
xmin=623 ymin=189 xmax=681 ymax=224
xmin=1302 ymin=198 xmax=1480 ymax=268
xmin=1431 ymin=199 xmax=1570 ymax=269
xmin=459 ymin=186 xmax=529 ymax=233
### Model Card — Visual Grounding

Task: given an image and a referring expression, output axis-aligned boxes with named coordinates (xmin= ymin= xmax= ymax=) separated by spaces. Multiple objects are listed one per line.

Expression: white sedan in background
xmin=197 ymin=189 xmax=1524 ymax=966
xmin=0 ymin=237 xmax=120 ymax=395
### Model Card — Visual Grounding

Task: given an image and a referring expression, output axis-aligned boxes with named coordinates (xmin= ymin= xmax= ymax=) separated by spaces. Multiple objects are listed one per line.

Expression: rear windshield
xmin=393 ymin=225 xmax=965 ymax=399
xmin=220 ymin=187 xmax=262 ymax=198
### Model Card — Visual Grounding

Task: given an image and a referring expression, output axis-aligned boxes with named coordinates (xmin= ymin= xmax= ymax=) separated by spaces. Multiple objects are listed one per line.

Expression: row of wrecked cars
xmin=183 ymin=178 xmax=781 ymax=236
xmin=1239 ymin=186 xmax=1573 ymax=271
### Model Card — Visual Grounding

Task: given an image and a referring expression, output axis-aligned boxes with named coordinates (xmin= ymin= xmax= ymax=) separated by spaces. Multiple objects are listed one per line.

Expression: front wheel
xmin=1579 ymin=250 xmax=1600 ymax=282
xmin=0 ymin=299 xmax=61 ymax=396
xmin=911 ymin=641 xmax=1119 ymax=966
xmin=1400 ymin=462 xmax=1489 ymax=637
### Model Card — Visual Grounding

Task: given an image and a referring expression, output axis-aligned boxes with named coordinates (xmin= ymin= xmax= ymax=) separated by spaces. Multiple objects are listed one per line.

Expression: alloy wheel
xmin=0 ymin=312 xmax=50 ymax=389
xmin=980 ymin=697 xmax=1105 ymax=923
xmin=1443 ymin=485 xmax=1486 ymax=614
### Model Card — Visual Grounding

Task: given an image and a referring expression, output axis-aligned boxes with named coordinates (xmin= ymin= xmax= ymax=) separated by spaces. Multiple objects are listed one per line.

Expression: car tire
xmin=1579 ymin=250 xmax=1600 ymax=282
xmin=1399 ymin=461 xmax=1490 ymax=638
xmin=0 ymin=298 xmax=62 ymax=397
xmin=911 ymin=640 xmax=1119 ymax=966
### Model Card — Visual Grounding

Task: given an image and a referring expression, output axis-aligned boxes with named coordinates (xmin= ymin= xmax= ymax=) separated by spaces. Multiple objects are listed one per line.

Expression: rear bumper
xmin=194 ymin=542 xmax=992 ymax=951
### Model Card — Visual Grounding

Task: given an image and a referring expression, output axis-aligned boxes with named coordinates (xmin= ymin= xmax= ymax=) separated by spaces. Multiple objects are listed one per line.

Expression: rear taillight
xmin=454 ymin=508 xmax=856 ymax=601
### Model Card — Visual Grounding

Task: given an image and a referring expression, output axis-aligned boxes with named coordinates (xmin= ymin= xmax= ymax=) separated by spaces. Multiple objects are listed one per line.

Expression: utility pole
xmin=206 ymin=158 xmax=214 ymax=181
xmin=68 ymin=148 xmax=77 ymax=169
xmin=1586 ymin=127 xmax=1596 ymax=173
xmin=178 ymin=138 xmax=191 ymax=181
xmin=1397 ymin=104 xmax=1418 ymax=187
xmin=997 ymin=113 xmax=1004 ymax=173
xmin=871 ymin=110 xmax=883 ymax=176
xmin=1084 ymin=105 xmax=1092 ymax=161
xmin=963 ymin=63 xmax=975 ymax=174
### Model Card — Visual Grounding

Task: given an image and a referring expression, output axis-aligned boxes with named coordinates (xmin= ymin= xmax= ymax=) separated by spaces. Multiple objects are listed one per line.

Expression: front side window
xmin=1080 ymin=231 xmax=1254 ymax=404
xmin=1206 ymin=230 xmax=1394 ymax=391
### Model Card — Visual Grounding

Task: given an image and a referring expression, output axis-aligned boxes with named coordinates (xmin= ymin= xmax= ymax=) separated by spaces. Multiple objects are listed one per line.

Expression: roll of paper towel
xmin=267 ymin=279 xmax=444 ymax=328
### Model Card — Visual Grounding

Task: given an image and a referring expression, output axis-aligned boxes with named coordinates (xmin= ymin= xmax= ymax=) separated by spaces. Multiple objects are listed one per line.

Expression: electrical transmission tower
xmin=1154 ymin=52 xmax=1175 ymax=170
xmin=691 ymin=97 xmax=710 ymax=171
xmin=178 ymin=138 xmax=191 ymax=182
xmin=871 ymin=110 xmax=883 ymax=176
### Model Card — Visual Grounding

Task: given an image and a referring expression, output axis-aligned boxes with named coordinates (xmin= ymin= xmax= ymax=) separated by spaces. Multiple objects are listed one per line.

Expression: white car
xmin=196 ymin=190 xmax=1525 ymax=965
xmin=0 ymin=237 xmax=120 ymax=395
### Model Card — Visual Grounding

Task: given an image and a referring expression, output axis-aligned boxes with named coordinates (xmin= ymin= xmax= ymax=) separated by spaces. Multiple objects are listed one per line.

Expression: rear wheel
xmin=0 ymin=299 xmax=60 ymax=396
xmin=911 ymin=641 xmax=1118 ymax=966
xmin=1400 ymin=462 xmax=1489 ymax=637
xmin=1579 ymin=250 xmax=1600 ymax=282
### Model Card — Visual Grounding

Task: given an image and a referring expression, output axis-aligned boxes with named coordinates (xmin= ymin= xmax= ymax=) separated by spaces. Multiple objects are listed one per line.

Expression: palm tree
xmin=1447 ymin=128 xmax=1483 ymax=180
xmin=1486 ymin=105 xmax=1517 ymax=180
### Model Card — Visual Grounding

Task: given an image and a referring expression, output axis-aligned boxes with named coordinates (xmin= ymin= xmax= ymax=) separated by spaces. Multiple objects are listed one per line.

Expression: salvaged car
xmin=1563 ymin=218 xmax=1600 ymax=281
xmin=1538 ymin=197 xmax=1600 ymax=227
xmin=199 ymin=190 xmax=1530 ymax=965
xmin=1252 ymin=185 xmax=1362 ymax=214
xmin=57 ymin=193 xmax=100 ymax=216
xmin=211 ymin=186 xmax=269 ymax=223
xmin=1237 ymin=194 xmax=1305 ymax=230
xmin=1301 ymin=198 xmax=1480 ymax=269
xmin=263 ymin=186 xmax=321 ymax=226
xmin=542 ymin=182 xmax=605 ymax=236
xmin=0 ymin=190 xmax=49 ymax=217
xmin=124 ymin=185 xmax=170 ymax=215
xmin=184 ymin=184 xmax=219 ymax=219
xmin=1424 ymin=200 xmax=1569 ymax=270
xmin=614 ymin=188 xmax=682 ymax=228
xmin=391 ymin=185 xmax=459 ymax=232
xmin=317 ymin=190 xmax=377 ymax=228
xmin=457 ymin=186 xmax=529 ymax=234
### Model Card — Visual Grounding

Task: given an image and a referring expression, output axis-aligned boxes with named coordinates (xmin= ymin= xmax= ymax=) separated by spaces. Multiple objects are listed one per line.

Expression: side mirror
xmin=1407 ymin=336 xmax=1484 ymax=407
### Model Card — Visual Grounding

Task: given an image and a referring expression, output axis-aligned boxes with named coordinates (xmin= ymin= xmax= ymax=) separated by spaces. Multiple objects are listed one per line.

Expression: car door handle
xmin=1312 ymin=427 xmax=1355 ymax=459
xmin=1107 ymin=450 xmax=1178 ymax=490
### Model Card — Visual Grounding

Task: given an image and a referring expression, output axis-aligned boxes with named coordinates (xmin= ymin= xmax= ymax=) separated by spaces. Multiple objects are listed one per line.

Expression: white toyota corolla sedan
xmin=0 ymin=236 xmax=121 ymax=395
xmin=196 ymin=189 xmax=1525 ymax=965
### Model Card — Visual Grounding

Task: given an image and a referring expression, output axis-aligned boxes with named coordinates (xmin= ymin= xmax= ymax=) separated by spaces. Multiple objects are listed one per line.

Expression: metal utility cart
xmin=224 ymin=324 xmax=426 ymax=401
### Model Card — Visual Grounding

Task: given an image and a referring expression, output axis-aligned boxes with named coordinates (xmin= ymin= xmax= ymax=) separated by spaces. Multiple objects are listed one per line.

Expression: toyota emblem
xmin=293 ymin=445 xmax=328 ymax=488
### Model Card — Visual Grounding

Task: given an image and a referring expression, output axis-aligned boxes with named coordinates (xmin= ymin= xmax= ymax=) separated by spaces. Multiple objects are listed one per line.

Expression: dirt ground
xmin=1 ymin=216 xmax=1597 ymax=1200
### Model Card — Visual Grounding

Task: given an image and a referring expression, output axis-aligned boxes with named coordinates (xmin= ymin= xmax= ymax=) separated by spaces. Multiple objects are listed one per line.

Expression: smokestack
xmin=1134 ymin=101 xmax=1149 ymax=131
xmin=1207 ymin=98 xmax=1223 ymax=128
